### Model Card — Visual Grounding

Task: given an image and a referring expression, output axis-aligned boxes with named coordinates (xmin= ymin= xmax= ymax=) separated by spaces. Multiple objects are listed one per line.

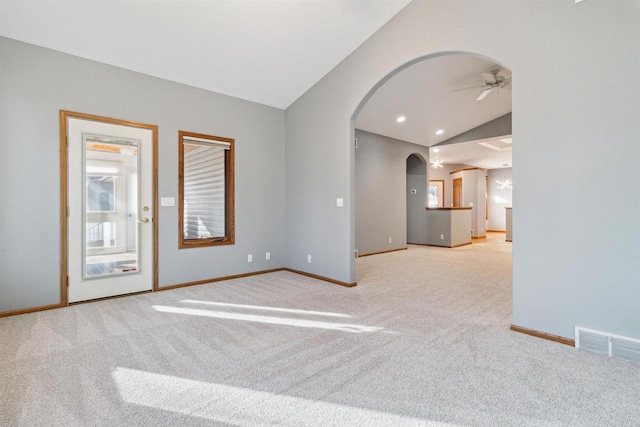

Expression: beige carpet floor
xmin=1 ymin=238 xmax=639 ymax=426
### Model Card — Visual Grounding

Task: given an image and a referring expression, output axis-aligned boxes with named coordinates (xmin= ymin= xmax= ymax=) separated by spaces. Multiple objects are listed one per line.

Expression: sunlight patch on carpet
xmin=179 ymin=299 xmax=352 ymax=318
xmin=112 ymin=367 xmax=464 ymax=427
xmin=152 ymin=305 xmax=383 ymax=333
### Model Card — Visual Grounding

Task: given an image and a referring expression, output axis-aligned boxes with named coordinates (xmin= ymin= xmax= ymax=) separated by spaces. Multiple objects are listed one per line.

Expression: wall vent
xmin=575 ymin=327 xmax=640 ymax=364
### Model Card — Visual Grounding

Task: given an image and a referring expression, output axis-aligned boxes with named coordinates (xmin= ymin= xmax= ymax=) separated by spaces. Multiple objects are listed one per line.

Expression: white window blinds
xmin=183 ymin=142 xmax=227 ymax=240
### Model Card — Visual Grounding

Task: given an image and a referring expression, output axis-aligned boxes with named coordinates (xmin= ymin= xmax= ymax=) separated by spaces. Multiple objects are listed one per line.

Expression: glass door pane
xmin=83 ymin=134 xmax=140 ymax=279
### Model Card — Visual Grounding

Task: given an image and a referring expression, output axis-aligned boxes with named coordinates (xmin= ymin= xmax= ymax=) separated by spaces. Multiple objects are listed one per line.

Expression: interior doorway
xmin=60 ymin=111 xmax=158 ymax=304
xmin=352 ymin=52 xmax=513 ymax=282
xmin=406 ymin=154 xmax=427 ymax=244
xmin=453 ymin=177 xmax=462 ymax=207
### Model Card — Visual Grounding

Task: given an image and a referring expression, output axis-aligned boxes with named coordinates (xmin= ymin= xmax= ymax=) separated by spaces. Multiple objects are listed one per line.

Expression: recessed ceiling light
xmin=433 ymin=148 xmax=440 ymax=153
xmin=396 ymin=116 xmax=406 ymax=123
xmin=435 ymin=129 xmax=444 ymax=135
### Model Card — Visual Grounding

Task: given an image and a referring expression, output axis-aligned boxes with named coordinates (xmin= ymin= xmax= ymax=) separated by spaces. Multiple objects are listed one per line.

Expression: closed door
xmin=65 ymin=115 xmax=155 ymax=303
xmin=453 ymin=177 xmax=462 ymax=207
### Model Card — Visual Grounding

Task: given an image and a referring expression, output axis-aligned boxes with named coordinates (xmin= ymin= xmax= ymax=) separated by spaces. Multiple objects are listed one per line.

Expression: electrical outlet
xmin=307 ymin=255 xmax=312 ymax=263
xmin=440 ymin=234 xmax=444 ymax=240
xmin=388 ymin=237 xmax=392 ymax=244
xmin=266 ymin=252 xmax=271 ymax=260
xmin=248 ymin=254 xmax=253 ymax=262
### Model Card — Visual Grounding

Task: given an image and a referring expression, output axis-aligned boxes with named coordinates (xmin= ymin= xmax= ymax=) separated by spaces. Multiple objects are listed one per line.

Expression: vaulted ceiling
xmin=355 ymin=55 xmax=512 ymax=148
xmin=355 ymin=54 xmax=512 ymax=168
xmin=1 ymin=0 xmax=512 ymax=163
xmin=0 ymin=0 xmax=411 ymax=109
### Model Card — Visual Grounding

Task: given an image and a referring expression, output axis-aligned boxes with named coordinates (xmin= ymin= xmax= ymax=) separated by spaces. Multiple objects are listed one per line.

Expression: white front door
xmin=67 ymin=117 xmax=154 ymax=303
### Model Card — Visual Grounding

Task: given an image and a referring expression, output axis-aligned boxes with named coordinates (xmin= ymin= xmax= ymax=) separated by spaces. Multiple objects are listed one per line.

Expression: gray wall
xmin=436 ymin=113 xmax=512 ymax=147
xmin=285 ymin=1 xmax=640 ymax=339
xmin=354 ymin=130 xmax=429 ymax=256
xmin=0 ymin=38 xmax=286 ymax=312
xmin=425 ymin=209 xmax=472 ymax=248
xmin=487 ymin=167 xmax=513 ymax=231
xmin=406 ymin=154 xmax=427 ymax=245
xmin=425 ymin=210 xmax=452 ymax=247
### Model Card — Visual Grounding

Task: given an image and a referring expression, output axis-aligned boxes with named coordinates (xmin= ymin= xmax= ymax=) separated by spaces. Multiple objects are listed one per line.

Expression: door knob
xmin=139 ymin=217 xmax=149 ymax=224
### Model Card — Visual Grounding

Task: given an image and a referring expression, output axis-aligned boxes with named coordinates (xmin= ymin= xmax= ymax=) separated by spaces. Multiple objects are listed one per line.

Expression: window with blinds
xmin=179 ymin=131 xmax=235 ymax=248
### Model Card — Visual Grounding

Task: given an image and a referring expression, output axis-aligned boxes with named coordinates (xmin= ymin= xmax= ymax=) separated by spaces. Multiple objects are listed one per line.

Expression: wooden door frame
xmin=60 ymin=110 xmax=159 ymax=306
xmin=453 ymin=177 xmax=462 ymax=208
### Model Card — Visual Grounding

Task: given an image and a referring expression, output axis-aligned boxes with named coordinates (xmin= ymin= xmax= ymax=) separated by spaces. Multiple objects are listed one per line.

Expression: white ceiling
xmin=430 ymin=136 xmax=512 ymax=170
xmin=355 ymin=54 xmax=512 ymax=149
xmin=1 ymin=0 xmax=512 ymax=167
xmin=0 ymin=0 xmax=411 ymax=109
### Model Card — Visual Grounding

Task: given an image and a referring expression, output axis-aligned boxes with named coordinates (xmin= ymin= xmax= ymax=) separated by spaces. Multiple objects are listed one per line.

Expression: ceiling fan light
xmin=496 ymin=178 xmax=513 ymax=190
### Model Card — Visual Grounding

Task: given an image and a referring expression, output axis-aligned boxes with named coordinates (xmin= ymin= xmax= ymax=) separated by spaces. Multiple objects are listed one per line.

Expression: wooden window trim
xmin=178 ymin=130 xmax=235 ymax=249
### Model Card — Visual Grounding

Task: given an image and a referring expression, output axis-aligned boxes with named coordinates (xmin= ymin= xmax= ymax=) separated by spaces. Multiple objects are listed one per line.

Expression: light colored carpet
xmin=1 ymin=238 xmax=639 ymax=426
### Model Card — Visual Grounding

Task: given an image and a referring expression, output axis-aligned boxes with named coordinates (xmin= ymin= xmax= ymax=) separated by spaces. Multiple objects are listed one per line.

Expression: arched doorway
xmin=351 ymin=52 xmax=512 ymax=277
xmin=406 ymin=153 xmax=427 ymax=245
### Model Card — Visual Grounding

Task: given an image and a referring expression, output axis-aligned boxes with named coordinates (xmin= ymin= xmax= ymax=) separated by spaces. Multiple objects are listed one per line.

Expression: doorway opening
xmin=453 ymin=177 xmax=462 ymax=208
xmin=352 ymin=51 xmax=512 ymax=278
xmin=60 ymin=111 xmax=159 ymax=305
xmin=406 ymin=153 xmax=427 ymax=245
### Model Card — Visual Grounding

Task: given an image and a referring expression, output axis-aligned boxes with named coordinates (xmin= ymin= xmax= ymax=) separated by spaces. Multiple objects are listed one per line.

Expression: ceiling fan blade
xmin=501 ymin=78 xmax=512 ymax=89
xmin=476 ymin=88 xmax=493 ymax=101
xmin=452 ymin=85 xmax=486 ymax=92
xmin=481 ymin=72 xmax=497 ymax=84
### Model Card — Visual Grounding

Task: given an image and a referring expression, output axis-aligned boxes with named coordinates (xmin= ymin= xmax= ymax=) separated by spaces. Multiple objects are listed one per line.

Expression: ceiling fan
xmin=453 ymin=69 xmax=512 ymax=101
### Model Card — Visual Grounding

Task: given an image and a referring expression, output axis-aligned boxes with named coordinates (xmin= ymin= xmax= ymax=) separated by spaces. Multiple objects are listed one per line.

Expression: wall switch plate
xmin=440 ymin=234 xmax=444 ymax=240
xmin=469 ymin=202 xmax=474 ymax=207
xmin=266 ymin=252 xmax=270 ymax=260
xmin=307 ymin=255 xmax=312 ymax=263
xmin=389 ymin=237 xmax=392 ymax=243
xmin=160 ymin=197 xmax=175 ymax=207
xmin=248 ymin=254 xmax=253 ymax=262
xmin=336 ymin=198 xmax=344 ymax=207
